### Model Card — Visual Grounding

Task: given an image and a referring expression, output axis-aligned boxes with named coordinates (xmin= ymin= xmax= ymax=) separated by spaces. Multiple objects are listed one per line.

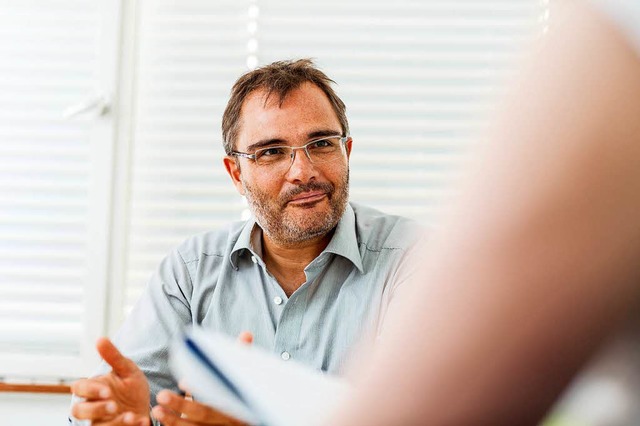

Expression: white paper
xmin=169 ymin=331 xmax=260 ymax=424
xmin=170 ymin=328 xmax=350 ymax=426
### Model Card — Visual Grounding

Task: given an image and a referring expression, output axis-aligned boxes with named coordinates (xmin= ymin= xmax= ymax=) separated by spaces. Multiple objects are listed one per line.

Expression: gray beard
xmin=243 ymin=175 xmax=349 ymax=246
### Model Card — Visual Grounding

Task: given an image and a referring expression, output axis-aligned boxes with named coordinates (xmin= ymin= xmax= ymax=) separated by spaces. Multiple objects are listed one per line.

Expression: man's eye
xmin=310 ymin=139 xmax=335 ymax=149
xmin=258 ymin=147 xmax=286 ymax=157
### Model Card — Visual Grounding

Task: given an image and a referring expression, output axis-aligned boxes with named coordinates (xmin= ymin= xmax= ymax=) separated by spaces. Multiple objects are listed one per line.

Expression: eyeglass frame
xmin=228 ymin=135 xmax=351 ymax=168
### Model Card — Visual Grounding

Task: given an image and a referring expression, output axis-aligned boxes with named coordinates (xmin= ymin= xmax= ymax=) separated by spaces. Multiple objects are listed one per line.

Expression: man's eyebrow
xmin=245 ymin=138 xmax=287 ymax=152
xmin=244 ymin=129 xmax=343 ymax=152
xmin=307 ymin=129 xmax=343 ymax=139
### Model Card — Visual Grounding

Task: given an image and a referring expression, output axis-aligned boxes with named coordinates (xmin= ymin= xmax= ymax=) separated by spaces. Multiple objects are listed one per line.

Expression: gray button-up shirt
xmin=87 ymin=202 xmax=423 ymax=411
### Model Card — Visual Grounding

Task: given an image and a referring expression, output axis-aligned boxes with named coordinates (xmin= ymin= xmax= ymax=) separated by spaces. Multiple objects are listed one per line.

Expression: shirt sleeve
xmin=375 ymin=228 xmax=429 ymax=336
xmin=111 ymin=247 xmax=195 ymax=401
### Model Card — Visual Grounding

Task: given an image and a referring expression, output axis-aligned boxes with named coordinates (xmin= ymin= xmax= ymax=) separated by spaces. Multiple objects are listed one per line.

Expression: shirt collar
xmin=229 ymin=217 xmax=259 ymax=270
xmin=322 ymin=203 xmax=364 ymax=273
xmin=229 ymin=203 xmax=364 ymax=273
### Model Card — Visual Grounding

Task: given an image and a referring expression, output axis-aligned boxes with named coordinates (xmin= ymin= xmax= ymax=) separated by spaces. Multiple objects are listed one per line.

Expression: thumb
xmin=237 ymin=331 xmax=253 ymax=345
xmin=96 ymin=337 xmax=139 ymax=378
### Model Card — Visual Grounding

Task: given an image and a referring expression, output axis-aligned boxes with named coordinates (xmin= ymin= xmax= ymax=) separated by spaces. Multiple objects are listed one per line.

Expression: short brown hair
xmin=221 ymin=59 xmax=349 ymax=154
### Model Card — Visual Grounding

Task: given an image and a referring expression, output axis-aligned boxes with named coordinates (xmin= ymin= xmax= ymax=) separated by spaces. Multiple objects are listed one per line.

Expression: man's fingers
xmin=122 ymin=411 xmax=152 ymax=426
xmin=71 ymin=399 xmax=118 ymax=420
xmin=237 ymin=331 xmax=253 ymax=344
xmin=152 ymin=406 xmax=235 ymax=426
xmin=71 ymin=378 xmax=111 ymax=400
xmin=151 ymin=406 xmax=189 ymax=426
xmin=92 ymin=412 xmax=146 ymax=426
xmin=155 ymin=390 xmax=236 ymax=423
xmin=96 ymin=337 xmax=139 ymax=377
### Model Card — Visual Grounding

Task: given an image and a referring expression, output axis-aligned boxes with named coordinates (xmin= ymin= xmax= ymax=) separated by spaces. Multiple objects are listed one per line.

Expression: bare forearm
xmin=333 ymin=2 xmax=640 ymax=425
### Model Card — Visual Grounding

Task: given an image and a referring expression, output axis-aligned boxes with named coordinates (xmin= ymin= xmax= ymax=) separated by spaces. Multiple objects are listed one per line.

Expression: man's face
xmin=223 ymin=82 xmax=352 ymax=246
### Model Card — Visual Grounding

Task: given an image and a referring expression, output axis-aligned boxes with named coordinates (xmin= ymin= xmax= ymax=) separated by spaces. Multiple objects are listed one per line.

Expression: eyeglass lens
xmin=254 ymin=137 xmax=344 ymax=167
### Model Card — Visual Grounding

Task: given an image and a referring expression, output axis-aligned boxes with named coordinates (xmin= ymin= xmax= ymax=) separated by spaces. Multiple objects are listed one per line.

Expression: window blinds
xmin=120 ymin=0 xmax=252 ymax=313
xmin=119 ymin=0 xmax=547 ymax=320
xmin=0 ymin=1 xmax=113 ymax=379
xmin=258 ymin=0 xmax=545 ymax=219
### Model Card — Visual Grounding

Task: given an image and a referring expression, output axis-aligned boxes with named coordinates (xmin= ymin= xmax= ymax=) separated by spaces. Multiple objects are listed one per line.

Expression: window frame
xmin=0 ymin=0 xmax=122 ymax=381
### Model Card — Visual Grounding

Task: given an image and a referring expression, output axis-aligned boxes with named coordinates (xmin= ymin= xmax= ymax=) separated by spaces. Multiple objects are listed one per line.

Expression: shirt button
xmin=251 ymin=255 xmax=257 ymax=264
xmin=273 ymin=296 xmax=283 ymax=305
xmin=281 ymin=351 xmax=291 ymax=361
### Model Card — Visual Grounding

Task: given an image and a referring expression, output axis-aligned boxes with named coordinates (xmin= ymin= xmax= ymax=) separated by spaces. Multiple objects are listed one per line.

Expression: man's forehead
xmin=254 ymin=87 xmax=289 ymax=109
xmin=236 ymin=83 xmax=341 ymax=146
xmin=243 ymin=82 xmax=322 ymax=110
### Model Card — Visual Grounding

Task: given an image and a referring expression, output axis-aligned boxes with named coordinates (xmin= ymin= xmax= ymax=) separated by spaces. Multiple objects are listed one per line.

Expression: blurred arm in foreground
xmin=332 ymin=1 xmax=640 ymax=425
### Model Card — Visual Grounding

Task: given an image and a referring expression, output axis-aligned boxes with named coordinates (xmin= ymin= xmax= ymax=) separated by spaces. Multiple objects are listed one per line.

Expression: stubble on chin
xmin=243 ymin=176 xmax=349 ymax=245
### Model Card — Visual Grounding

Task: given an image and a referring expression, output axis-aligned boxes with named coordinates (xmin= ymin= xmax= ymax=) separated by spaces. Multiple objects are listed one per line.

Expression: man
xmin=70 ymin=59 xmax=422 ymax=425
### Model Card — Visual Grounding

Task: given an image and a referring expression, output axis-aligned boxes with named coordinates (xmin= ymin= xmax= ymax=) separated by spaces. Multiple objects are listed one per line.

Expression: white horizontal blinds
xmin=124 ymin=0 xmax=251 ymax=313
xmin=0 ymin=1 xmax=99 ymax=375
xmin=257 ymin=0 xmax=547 ymax=222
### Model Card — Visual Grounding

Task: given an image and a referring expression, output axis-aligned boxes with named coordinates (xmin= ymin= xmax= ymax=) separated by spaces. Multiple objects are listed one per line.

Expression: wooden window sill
xmin=0 ymin=382 xmax=71 ymax=394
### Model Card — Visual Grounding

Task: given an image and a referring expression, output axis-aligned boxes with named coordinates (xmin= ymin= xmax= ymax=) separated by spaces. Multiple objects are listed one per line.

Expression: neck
xmin=262 ymin=230 xmax=334 ymax=296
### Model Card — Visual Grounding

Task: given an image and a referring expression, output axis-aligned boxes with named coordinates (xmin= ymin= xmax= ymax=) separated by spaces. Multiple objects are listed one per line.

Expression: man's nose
xmin=285 ymin=147 xmax=317 ymax=182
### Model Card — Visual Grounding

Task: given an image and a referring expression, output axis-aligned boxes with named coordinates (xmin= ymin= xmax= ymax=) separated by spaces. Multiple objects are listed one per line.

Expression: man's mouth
xmin=287 ymin=191 xmax=327 ymax=205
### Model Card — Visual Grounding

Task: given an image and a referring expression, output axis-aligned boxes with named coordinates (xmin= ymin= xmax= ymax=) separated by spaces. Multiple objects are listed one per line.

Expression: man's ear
xmin=345 ymin=137 xmax=353 ymax=160
xmin=223 ymin=156 xmax=245 ymax=196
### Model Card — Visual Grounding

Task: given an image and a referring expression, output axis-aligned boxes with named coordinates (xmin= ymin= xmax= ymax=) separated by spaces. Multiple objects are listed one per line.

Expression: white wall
xmin=0 ymin=393 xmax=71 ymax=425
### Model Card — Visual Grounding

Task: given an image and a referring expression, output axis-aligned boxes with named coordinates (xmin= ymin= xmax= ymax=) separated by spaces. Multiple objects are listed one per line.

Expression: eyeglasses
xmin=229 ymin=135 xmax=350 ymax=169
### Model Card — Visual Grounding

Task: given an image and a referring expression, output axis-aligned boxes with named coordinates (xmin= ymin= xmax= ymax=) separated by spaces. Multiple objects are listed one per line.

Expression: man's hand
xmin=152 ymin=390 xmax=247 ymax=426
xmin=151 ymin=331 xmax=254 ymax=426
xmin=71 ymin=337 xmax=151 ymax=426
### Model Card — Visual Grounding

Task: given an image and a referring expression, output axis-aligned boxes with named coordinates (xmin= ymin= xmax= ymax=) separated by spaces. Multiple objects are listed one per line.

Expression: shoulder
xmin=173 ymin=219 xmax=247 ymax=264
xmin=350 ymin=202 xmax=425 ymax=252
